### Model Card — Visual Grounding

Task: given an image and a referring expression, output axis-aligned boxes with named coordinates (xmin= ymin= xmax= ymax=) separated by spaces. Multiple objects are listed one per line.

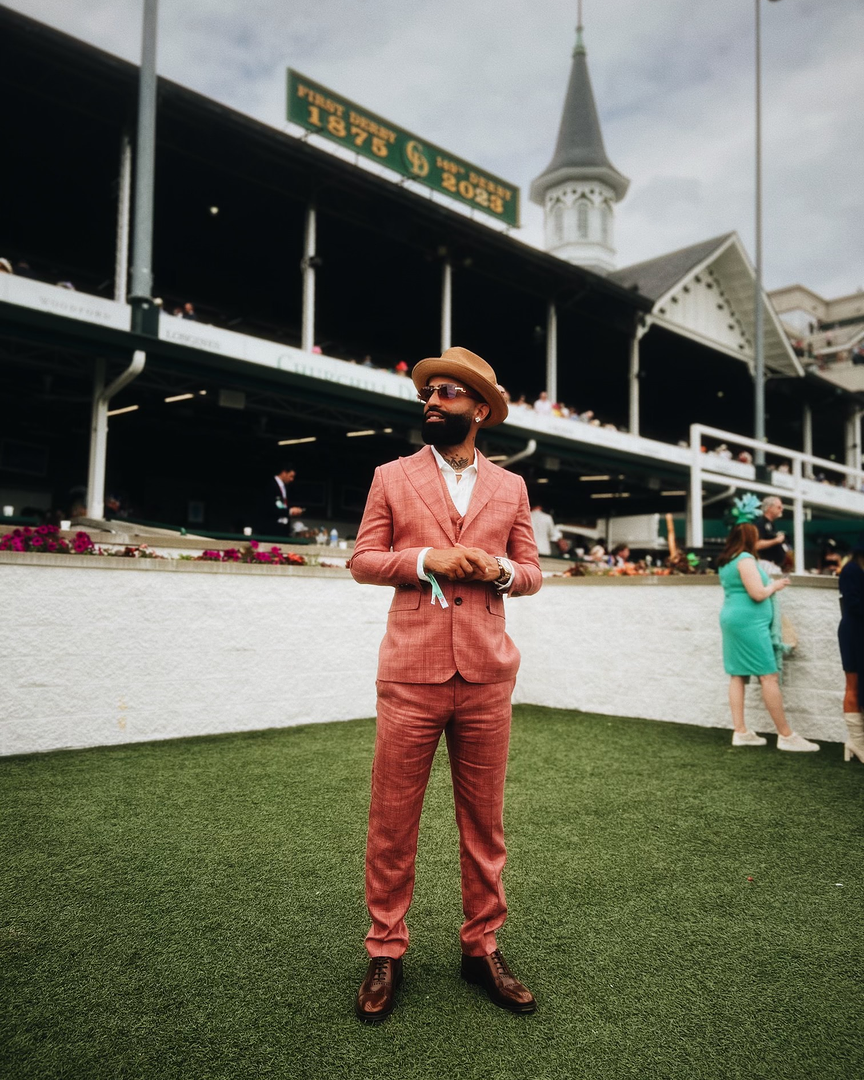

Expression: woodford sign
xmin=287 ymin=70 xmax=520 ymax=227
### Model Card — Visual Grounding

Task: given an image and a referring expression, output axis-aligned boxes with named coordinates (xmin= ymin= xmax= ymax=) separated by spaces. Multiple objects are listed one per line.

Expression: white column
xmin=86 ymin=359 xmax=108 ymax=520
xmin=441 ymin=259 xmax=452 ymax=353
xmin=301 ymin=203 xmax=316 ymax=354
xmin=85 ymin=351 xmax=146 ymax=521
xmin=687 ymin=426 xmax=703 ymax=548
xmin=792 ymin=496 xmax=805 ymax=574
xmin=546 ymin=302 xmax=557 ymax=404
xmin=792 ymin=456 xmax=805 ymax=574
xmin=845 ymin=405 xmax=863 ymax=482
xmin=114 ymin=133 xmax=132 ymax=303
xmin=802 ymin=401 xmax=813 ymax=479
xmin=628 ymin=330 xmax=640 ymax=437
xmin=858 ymin=410 xmax=864 ymax=491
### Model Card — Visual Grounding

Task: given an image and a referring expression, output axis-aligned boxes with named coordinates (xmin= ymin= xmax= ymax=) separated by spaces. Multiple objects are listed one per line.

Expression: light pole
xmin=754 ymin=0 xmax=781 ymax=476
xmin=87 ymin=0 xmax=156 ymax=517
xmin=129 ymin=0 xmax=159 ymax=335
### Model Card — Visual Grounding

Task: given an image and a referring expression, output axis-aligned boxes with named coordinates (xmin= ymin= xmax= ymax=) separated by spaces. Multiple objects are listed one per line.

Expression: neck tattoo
xmin=445 ymin=454 xmax=471 ymax=472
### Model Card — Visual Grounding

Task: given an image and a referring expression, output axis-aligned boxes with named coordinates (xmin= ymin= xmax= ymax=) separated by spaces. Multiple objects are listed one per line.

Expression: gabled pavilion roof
xmin=612 ymin=233 xmax=804 ymax=378
xmin=609 ymin=234 xmax=735 ymax=301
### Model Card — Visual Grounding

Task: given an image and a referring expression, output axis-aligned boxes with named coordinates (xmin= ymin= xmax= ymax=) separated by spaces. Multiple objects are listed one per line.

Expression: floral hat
xmin=730 ymin=493 xmax=761 ymax=524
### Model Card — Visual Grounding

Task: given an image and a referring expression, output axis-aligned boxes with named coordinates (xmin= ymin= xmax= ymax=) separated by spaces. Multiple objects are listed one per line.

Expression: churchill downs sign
xmin=287 ymin=70 xmax=520 ymax=228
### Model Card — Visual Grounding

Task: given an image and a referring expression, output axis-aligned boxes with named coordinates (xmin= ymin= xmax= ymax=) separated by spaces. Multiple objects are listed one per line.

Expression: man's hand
xmin=289 ymin=506 xmax=304 ymax=516
xmin=424 ymin=545 xmax=499 ymax=581
xmin=775 ymin=532 xmax=786 ymax=544
xmin=459 ymin=546 xmax=502 ymax=582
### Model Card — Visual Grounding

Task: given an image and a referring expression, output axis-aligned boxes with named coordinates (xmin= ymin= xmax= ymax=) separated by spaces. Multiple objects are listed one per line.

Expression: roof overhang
xmin=530 ymin=164 xmax=630 ymax=206
xmin=767 ymin=283 xmax=828 ymax=317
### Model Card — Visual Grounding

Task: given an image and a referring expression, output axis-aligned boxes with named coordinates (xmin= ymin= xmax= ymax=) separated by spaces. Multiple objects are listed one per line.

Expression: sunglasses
xmin=418 ymin=383 xmax=478 ymax=402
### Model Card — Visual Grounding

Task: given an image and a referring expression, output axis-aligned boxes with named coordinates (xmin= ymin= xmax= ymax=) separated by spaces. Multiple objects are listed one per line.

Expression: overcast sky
xmin=8 ymin=0 xmax=863 ymax=298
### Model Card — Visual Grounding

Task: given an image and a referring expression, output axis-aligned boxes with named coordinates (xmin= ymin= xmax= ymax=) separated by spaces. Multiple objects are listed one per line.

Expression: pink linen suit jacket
xmin=349 ymin=445 xmax=542 ymax=683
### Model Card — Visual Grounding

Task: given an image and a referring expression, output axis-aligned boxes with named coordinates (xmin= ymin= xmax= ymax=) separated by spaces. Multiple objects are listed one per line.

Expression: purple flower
xmin=31 ymin=536 xmax=44 ymax=548
xmin=249 ymin=540 xmax=259 ymax=549
xmin=11 ymin=538 xmax=24 ymax=551
xmin=36 ymin=525 xmax=49 ymax=535
xmin=46 ymin=540 xmax=57 ymax=552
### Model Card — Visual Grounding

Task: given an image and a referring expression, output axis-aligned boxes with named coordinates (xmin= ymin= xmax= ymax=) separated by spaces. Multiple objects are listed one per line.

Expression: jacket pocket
xmin=485 ymin=590 xmax=505 ymax=619
xmin=389 ymin=586 xmax=422 ymax=612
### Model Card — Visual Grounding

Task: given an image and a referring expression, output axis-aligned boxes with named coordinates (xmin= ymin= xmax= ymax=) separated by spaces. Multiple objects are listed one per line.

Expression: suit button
xmin=454 ymin=597 xmax=463 ymax=605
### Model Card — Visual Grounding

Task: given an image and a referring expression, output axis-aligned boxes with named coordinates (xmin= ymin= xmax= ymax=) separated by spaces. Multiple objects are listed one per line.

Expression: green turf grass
xmin=1 ymin=707 xmax=861 ymax=1080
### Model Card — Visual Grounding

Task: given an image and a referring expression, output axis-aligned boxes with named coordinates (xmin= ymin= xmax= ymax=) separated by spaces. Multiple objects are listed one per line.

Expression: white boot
xmin=843 ymin=712 xmax=864 ymax=763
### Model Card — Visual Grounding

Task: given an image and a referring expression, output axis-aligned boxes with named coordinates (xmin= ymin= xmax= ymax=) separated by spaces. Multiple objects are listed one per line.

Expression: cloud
xmin=626 ymin=176 xmax=703 ymax=217
xmin=6 ymin=0 xmax=864 ymax=296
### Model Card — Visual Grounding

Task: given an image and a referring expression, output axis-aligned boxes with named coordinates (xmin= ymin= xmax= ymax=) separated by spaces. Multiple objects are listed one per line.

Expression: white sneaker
xmin=777 ymin=732 xmax=820 ymax=752
xmin=732 ymin=730 xmax=767 ymax=747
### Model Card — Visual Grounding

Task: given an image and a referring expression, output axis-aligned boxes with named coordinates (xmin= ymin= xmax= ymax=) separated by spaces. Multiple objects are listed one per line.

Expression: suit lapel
xmin=461 ymin=451 xmax=503 ymax=534
xmin=400 ymin=446 xmax=457 ymax=544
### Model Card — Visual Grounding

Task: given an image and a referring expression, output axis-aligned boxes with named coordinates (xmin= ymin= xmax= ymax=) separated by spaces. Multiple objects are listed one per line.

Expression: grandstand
xmin=1 ymin=6 xmax=862 ymax=557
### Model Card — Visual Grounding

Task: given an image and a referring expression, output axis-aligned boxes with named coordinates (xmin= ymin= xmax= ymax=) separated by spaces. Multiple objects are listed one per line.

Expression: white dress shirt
xmin=274 ymin=475 xmax=289 ymax=524
xmin=530 ymin=508 xmax=562 ymax=556
xmin=417 ymin=447 xmax=513 ymax=592
xmin=430 ymin=444 xmax=478 ymax=516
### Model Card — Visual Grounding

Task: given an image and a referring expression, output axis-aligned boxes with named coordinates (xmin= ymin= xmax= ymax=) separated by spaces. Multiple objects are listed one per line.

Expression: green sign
xmin=287 ymin=70 xmax=520 ymax=228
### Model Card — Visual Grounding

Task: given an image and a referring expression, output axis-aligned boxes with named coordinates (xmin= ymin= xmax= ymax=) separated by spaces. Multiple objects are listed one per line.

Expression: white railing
xmin=0 ymin=270 xmax=131 ymax=330
xmin=689 ymin=423 xmax=864 ymax=573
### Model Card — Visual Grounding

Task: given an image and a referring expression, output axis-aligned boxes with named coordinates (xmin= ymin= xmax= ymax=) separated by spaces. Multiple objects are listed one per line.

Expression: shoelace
xmin=371 ymin=957 xmax=391 ymax=986
xmin=489 ymin=950 xmax=512 ymax=979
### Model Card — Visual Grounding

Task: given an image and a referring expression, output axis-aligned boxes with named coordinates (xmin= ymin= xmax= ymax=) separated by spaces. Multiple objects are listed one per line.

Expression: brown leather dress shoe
xmin=460 ymin=949 xmax=536 ymax=1014
xmin=355 ymin=956 xmax=403 ymax=1022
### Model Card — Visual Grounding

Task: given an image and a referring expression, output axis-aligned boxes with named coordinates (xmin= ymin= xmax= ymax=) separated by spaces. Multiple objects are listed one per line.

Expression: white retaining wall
xmin=508 ymin=576 xmax=845 ymax=742
xmin=0 ymin=555 xmax=845 ymax=756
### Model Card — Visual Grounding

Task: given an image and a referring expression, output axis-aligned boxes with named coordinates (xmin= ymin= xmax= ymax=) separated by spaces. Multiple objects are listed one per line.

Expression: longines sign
xmin=287 ymin=70 xmax=519 ymax=227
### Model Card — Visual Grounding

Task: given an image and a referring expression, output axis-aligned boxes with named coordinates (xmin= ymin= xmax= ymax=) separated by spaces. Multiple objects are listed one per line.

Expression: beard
xmin=421 ymin=410 xmax=473 ymax=447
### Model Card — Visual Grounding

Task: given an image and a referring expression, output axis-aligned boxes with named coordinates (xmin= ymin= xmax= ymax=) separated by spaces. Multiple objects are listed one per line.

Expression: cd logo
xmin=404 ymin=140 xmax=430 ymax=178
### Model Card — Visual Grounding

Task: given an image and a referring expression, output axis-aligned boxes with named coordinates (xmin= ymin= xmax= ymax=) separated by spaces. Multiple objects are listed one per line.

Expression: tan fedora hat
xmin=411 ymin=346 xmax=508 ymax=428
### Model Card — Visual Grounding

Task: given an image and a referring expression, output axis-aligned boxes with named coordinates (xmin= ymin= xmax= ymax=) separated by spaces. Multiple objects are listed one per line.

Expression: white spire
xmin=530 ymin=4 xmax=629 ymax=273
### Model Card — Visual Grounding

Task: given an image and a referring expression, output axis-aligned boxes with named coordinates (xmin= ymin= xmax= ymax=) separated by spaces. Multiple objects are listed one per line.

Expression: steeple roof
xmin=530 ymin=22 xmax=629 ymax=204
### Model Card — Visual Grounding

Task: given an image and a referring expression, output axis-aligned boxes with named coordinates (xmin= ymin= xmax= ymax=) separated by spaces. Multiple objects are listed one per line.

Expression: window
xmin=551 ymin=203 xmax=565 ymax=244
xmin=600 ymin=202 xmax=612 ymax=245
xmin=577 ymin=199 xmax=590 ymax=239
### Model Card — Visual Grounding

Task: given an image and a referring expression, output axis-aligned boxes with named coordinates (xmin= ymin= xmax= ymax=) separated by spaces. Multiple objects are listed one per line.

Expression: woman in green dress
xmin=717 ymin=523 xmax=819 ymax=751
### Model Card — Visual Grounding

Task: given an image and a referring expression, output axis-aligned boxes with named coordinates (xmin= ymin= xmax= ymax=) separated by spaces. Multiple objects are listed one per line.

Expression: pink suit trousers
xmin=366 ymin=675 xmax=516 ymax=958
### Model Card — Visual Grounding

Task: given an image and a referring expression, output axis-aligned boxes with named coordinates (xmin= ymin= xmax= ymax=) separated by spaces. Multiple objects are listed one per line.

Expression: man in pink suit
xmin=349 ymin=347 xmax=542 ymax=1022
